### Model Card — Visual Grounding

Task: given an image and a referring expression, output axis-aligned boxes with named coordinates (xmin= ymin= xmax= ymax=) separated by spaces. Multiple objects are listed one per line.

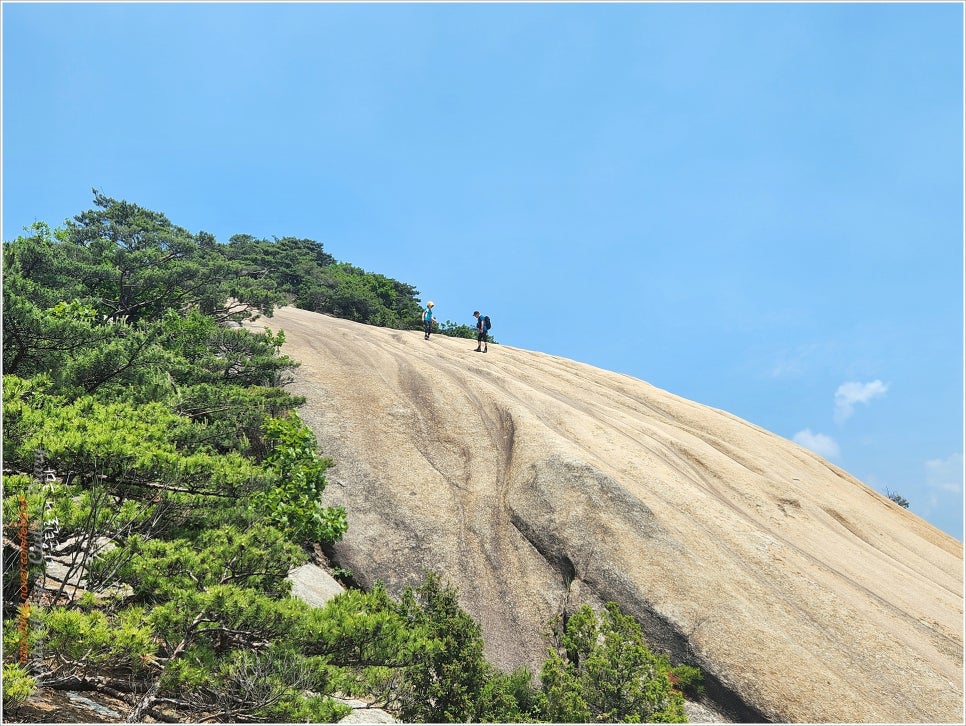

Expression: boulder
xmin=287 ymin=562 xmax=344 ymax=608
xmin=331 ymin=695 xmax=399 ymax=724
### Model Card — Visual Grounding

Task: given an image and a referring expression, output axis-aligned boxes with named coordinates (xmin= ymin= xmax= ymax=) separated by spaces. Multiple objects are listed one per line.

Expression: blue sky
xmin=3 ymin=2 xmax=963 ymax=540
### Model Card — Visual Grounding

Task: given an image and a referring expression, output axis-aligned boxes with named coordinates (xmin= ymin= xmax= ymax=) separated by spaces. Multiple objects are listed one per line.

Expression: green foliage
xmin=1 ymin=193 xmax=345 ymax=721
xmin=160 ymin=643 xmax=349 ymax=723
xmin=200 ymin=325 xmax=298 ymax=388
xmin=2 ymin=376 xmax=261 ymax=504
xmin=670 ymin=663 xmax=705 ymax=699
xmin=477 ymin=667 xmax=548 ymax=723
xmin=2 ymin=194 xmax=286 ymax=390
xmin=886 ymin=488 xmax=910 ymax=509
xmin=301 ymin=583 xmax=418 ymax=666
xmin=1 ymin=473 xmax=39 ymax=529
xmin=224 ymin=235 xmax=425 ymax=330
xmin=107 ymin=525 xmax=325 ymax=719
xmin=299 ymin=573 xmax=546 ymax=723
xmin=64 ymin=190 xmax=281 ymax=324
xmin=436 ymin=319 xmax=479 ymax=340
xmin=540 ymin=603 xmax=687 ymax=723
xmin=2 ymin=274 xmax=113 ymax=384
xmin=318 ymin=263 xmax=424 ymax=328
xmin=436 ymin=318 xmax=498 ymax=344
xmin=118 ymin=523 xmax=304 ymax=603
xmin=393 ymin=572 xmax=490 ymax=722
xmin=2 ymin=662 xmax=36 ymax=710
xmin=1 ymin=221 xmax=101 ymax=377
xmin=38 ymin=606 xmax=157 ymax=675
xmin=223 ymin=234 xmax=335 ymax=300
xmin=156 ymin=308 xmax=300 ymax=389
xmin=170 ymin=382 xmax=304 ymax=458
xmin=267 ymin=690 xmax=350 ymax=724
xmin=250 ymin=415 xmax=348 ymax=545
xmin=2 ymin=606 xmax=42 ymax=657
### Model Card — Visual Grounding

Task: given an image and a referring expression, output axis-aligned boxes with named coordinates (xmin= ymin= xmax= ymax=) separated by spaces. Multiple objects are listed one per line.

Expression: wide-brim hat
xmin=427 ymin=301 xmax=435 ymax=307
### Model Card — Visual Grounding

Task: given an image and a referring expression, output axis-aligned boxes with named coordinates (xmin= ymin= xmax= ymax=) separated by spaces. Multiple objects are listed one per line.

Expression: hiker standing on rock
xmin=423 ymin=301 xmax=436 ymax=340
xmin=472 ymin=310 xmax=489 ymax=353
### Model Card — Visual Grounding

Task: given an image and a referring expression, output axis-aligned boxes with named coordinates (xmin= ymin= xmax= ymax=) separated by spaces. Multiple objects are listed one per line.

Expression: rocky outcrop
xmin=287 ymin=562 xmax=345 ymax=608
xmin=332 ymin=696 xmax=400 ymax=724
xmin=252 ymin=306 xmax=964 ymax=723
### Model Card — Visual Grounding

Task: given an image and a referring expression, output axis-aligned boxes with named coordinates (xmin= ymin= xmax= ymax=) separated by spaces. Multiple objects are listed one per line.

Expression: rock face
xmin=251 ymin=307 xmax=963 ymax=723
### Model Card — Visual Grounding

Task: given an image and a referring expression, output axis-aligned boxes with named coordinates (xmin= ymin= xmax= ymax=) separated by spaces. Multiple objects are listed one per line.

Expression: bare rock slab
xmin=251 ymin=307 xmax=964 ymax=724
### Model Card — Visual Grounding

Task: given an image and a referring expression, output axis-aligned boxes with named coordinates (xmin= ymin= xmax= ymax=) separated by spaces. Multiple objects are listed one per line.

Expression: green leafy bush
xmin=249 ymin=415 xmax=347 ymax=545
xmin=670 ymin=663 xmax=705 ymax=699
xmin=393 ymin=572 xmax=490 ymax=722
xmin=477 ymin=667 xmax=547 ymax=723
xmin=540 ymin=603 xmax=687 ymax=723
xmin=436 ymin=320 xmax=478 ymax=339
xmin=886 ymin=488 xmax=910 ymax=509
xmin=38 ymin=607 xmax=157 ymax=675
xmin=224 ymin=235 xmax=424 ymax=330
xmin=2 ymin=662 xmax=35 ymax=710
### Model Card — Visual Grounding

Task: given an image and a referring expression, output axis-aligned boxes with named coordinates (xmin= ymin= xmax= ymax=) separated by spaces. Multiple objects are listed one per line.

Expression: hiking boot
xmin=474 ymin=348 xmax=481 ymax=352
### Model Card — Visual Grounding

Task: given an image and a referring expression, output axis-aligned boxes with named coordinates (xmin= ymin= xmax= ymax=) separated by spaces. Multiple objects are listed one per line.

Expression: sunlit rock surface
xmin=252 ymin=306 xmax=963 ymax=723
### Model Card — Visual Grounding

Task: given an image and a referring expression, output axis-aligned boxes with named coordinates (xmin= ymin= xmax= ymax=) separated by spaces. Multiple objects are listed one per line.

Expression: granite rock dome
xmin=249 ymin=306 xmax=963 ymax=723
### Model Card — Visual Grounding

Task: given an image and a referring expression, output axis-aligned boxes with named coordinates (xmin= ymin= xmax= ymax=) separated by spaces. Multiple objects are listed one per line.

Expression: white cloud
xmin=834 ymin=379 xmax=889 ymax=425
xmin=769 ymin=349 xmax=808 ymax=378
xmin=915 ymin=453 xmax=964 ymax=537
xmin=769 ymin=357 xmax=806 ymax=379
xmin=793 ymin=428 xmax=840 ymax=459
xmin=925 ymin=453 xmax=964 ymax=494
xmin=767 ymin=342 xmax=827 ymax=379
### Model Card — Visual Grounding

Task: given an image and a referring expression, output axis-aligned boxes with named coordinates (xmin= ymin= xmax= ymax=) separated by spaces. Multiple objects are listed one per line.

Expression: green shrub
xmin=393 ymin=572 xmax=489 ymax=722
xmin=436 ymin=320 xmax=477 ymax=339
xmin=265 ymin=692 xmax=350 ymax=724
xmin=540 ymin=603 xmax=687 ymax=723
xmin=249 ymin=415 xmax=347 ymax=545
xmin=1 ymin=662 xmax=35 ymax=710
xmin=477 ymin=667 xmax=547 ymax=723
xmin=437 ymin=319 xmax=498 ymax=343
xmin=886 ymin=488 xmax=910 ymax=509
xmin=670 ymin=663 xmax=705 ymax=698
xmin=39 ymin=606 xmax=157 ymax=674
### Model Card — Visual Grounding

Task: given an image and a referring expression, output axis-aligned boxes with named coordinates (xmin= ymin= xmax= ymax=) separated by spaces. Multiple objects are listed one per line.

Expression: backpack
xmin=483 ymin=315 xmax=491 ymax=331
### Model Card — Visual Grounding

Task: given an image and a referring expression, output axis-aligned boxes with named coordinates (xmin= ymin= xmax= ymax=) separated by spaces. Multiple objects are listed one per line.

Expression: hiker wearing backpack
xmin=422 ymin=301 xmax=436 ymax=340
xmin=472 ymin=310 xmax=490 ymax=353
